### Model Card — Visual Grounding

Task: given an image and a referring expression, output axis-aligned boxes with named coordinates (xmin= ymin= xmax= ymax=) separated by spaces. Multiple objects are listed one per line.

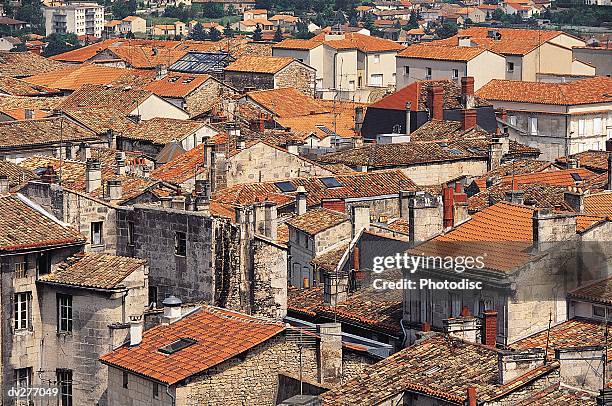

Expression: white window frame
xmin=452 ymin=69 xmax=459 ymax=79
xmin=425 ymin=67 xmax=432 ymax=79
xmin=370 ymin=74 xmax=383 ymax=87
xmin=594 ymin=117 xmax=602 ymax=135
xmin=57 ymin=294 xmax=73 ymax=333
xmin=509 ymin=115 xmax=517 ymax=127
xmin=578 ymin=118 xmax=586 ymax=136
xmin=373 ymin=54 xmax=380 ymax=63
xmin=14 ymin=292 xmax=30 ymax=331
xmin=57 ymin=369 xmax=73 ymax=406
xmin=91 ymin=221 xmax=103 ymax=246
xmin=528 ymin=116 xmax=538 ymax=135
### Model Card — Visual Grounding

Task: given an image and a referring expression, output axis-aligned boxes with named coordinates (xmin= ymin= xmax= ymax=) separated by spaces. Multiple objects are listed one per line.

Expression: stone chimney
xmin=24 ymin=109 xmax=34 ymax=120
xmin=399 ymin=190 xmax=414 ymax=219
xmin=567 ymin=158 xmax=579 ymax=169
xmin=171 ymin=195 xmax=186 ymax=210
xmin=107 ymin=129 xmax=117 ymax=149
xmin=532 ymin=209 xmax=576 ymax=252
xmin=85 ymin=159 xmax=102 ymax=193
xmin=354 ymin=106 xmax=364 ymax=135
xmin=505 ymin=189 xmax=525 ymax=205
xmin=129 ymin=315 xmax=143 ymax=346
xmin=194 ymin=179 xmax=211 ymax=214
xmin=408 ymin=193 xmax=443 ymax=243
xmin=161 ymin=295 xmax=182 ymax=325
xmin=556 ymin=346 xmax=608 ymax=393
xmin=79 ymin=143 xmax=91 ymax=162
xmin=458 ymin=35 xmax=472 ymax=47
xmin=443 ymin=307 xmax=479 ymax=343
xmin=405 ymin=101 xmax=412 ymax=135
xmin=453 ymin=183 xmax=469 ymax=225
xmin=564 ymin=188 xmax=584 ymax=213
xmin=498 ymin=348 xmax=545 ymax=385
xmin=264 ymin=201 xmax=278 ymax=241
xmin=286 ymin=140 xmax=300 ymax=156
xmin=428 ymin=86 xmax=444 ymax=121
xmin=323 ymin=270 xmax=348 ymax=306
xmin=488 ymin=138 xmax=503 ymax=171
xmin=105 ymin=180 xmax=122 ymax=201
xmin=461 ymin=76 xmax=475 ymax=109
xmin=210 ymin=147 xmax=227 ymax=193
xmin=461 ymin=109 xmax=477 ymax=131
xmin=318 ymin=323 xmax=343 ymax=384
xmin=0 ymin=175 xmax=9 ymax=195
xmin=350 ymin=204 xmax=370 ymax=238
xmin=607 ymin=153 xmax=612 ymax=190
xmin=296 ymin=186 xmax=307 ymax=216
xmin=115 ymin=151 xmax=126 ymax=176
xmin=482 ymin=309 xmax=497 ymax=347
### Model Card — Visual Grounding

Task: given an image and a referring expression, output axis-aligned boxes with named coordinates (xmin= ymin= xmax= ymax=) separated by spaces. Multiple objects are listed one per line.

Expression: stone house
xmin=224 ymin=56 xmax=316 ymax=96
xmin=477 ymin=76 xmax=612 ymax=160
xmin=120 ymin=16 xmax=146 ymax=34
xmin=100 ymin=304 xmax=377 ymax=406
xmin=143 ymin=73 xmax=238 ymax=118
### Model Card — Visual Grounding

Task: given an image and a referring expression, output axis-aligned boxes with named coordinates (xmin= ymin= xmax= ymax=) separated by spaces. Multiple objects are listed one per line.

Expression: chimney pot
xmin=296 ymin=186 xmax=307 ymax=216
xmin=429 ymin=86 xmax=444 ymax=121
xmin=85 ymin=158 xmax=102 ymax=193
xmin=129 ymin=315 xmax=143 ymax=346
xmin=0 ymin=175 xmax=9 ymax=195
xmin=162 ymin=295 xmax=182 ymax=324
xmin=106 ymin=179 xmax=122 ymax=201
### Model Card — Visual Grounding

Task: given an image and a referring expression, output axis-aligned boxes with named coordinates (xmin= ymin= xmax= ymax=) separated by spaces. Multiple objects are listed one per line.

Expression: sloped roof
xmin=556 ymin=151 xmax=611 ymax=173
xmin=59 ymin=84 xmax=152 ymax=113
xmin=274 ymin=32 xmax=404 ymax=53
xmin=476 ymin=76 xmax=612 ymax=105
xmin=120 ymin=118 xmax=207 ymax=145
xmin=287 ymin=207 xmax=349 ymax=235
xmin=0 ymin=160 xmax=37 ymax=189
xmin=143 ymin=73 xmax=212 ymax=98
xmin=225 ymin=56 xmax=295 ymax=74
xmin=156 ymin=140 xmax=186 ymax=165
xmin=397 ymin=44 xmax=488 ymax=61
xmin=0 ymin=76 xmax=60 ymax=96
xmin=0 ymin=118 xmax=97 ymax=149
xmin=584 ymin=191 xmax=612 ymax=217
xmin=100 ymin=306 xmax=285 ymax=384
xmin=39 ymin=252 xmax=146 ymax=289
xmin=245 ymin=87 xmax=329 ymax=118
xmin=569 ymin=276 xmax=612 ymax=306
xmin=0 ymin=51 xmax=67 ymax=77
xmin=515 ymin=383 xmax=595 ymax=405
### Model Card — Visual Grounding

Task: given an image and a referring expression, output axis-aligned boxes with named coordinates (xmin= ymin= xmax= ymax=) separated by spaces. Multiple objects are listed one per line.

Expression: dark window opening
xmin=158 ymin=338 xmax=197 ymax=354
xmin=57 ymin=294 xmax=73 ymax=332
xmin=174 ymin=232 xmax=186 ymax=256
xmin=91 ymin=221 xmax=103 ymax=245
xmin=57 ymin=369 xmax=73 ymax=406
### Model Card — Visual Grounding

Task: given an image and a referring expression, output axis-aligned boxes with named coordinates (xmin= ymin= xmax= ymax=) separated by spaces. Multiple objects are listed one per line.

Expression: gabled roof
xmin=225 ymin=56 xmax=297 ymax=74
xmin=287 ymin=207 xmax=349 ymax=235
xmin=476 ymin=76 xmax=612 ymax=105
xmin=274 ymin=32 xmax=404 ymax=53
xmin=569 ymin=276 xmax=612 ymax=306
xmin=556 ymin=151 xmax=611 ymax=173
xmin=99 ymin=306 xmax=285 ymax=384
xmin=61 ymin=107 xmax=136 ymax=134
xmin=397 ymin=44 xmax=488 ymax=61
xmin=39 ymin=252 xmax=146 ymax=290
xmin=0 ymin=51 xmax=67 ymax=77
xmin=276 ymin=111 xmax=359 ymax=140
xmin=584 ymin=191 xmax=612 ymax=218
xmin=0 ymin=194 xmax=85 ymax=251
xmin=120 ymin=118 xmax=208 ymax=145
xmin=0 ymin=118 xmax=97 ymax=149
xmin=143 ymin=73 xmax=212 ymax=98
xmin=59 ymin=84 xmax=152 ymax=113
xmin=244 ymin=87 xmax=329 ymax=118
xmin=0 ymin=76 xmax=60 ymax=96
xmin=475 ymin=168 xmax=597 ymax=190
xmin=515 ymin=383 xmax=595 ymax=405
xmin=468 ymin=183 xmax=570 ymax=212
xmin=0 ymin=160 xmax=37 ymax=190
xmin=471 ymin=160 xmax=554 ymax=190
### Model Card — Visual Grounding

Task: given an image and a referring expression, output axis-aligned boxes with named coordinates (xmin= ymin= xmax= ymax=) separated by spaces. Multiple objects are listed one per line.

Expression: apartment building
xmin=43 ymin=2 xmax=105 ymax=38
xmin=477 ymin=76 xmax=612 ymax=160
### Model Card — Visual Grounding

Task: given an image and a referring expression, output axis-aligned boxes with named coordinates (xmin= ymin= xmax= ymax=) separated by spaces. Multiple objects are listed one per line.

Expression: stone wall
xmin=251 ymin=236 xmax=288 ymax=320
xmin=275 ymin=62 xmax=316 ymax=96
xmin=224 ymin=71 xmax=275 ymax=92
xmin=185 ymin=79 xmax=237 ymax=118
xmin=400 ymin=159 xmax=488 ymax=185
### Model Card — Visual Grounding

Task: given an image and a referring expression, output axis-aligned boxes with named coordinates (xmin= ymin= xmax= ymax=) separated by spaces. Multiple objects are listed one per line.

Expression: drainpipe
xmin=166 ymin=384 xmax=176 ymax=406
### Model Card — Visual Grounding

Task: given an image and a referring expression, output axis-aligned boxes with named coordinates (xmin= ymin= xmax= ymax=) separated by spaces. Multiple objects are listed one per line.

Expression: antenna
xmin=543 ymin=310 xmax=552 ymax=364
xmin=285 ymin=326 xmax=317 ymax=395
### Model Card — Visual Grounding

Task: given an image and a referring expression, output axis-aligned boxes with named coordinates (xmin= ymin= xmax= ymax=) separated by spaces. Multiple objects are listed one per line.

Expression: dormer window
xmin=158 ymin=338 xmax=197 ymax=354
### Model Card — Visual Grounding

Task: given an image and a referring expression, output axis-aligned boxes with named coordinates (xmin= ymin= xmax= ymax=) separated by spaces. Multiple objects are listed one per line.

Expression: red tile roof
xmin=0 ymin=118 xmax=97 ymax=149
xmin=0 ymin=51 xmax=67 ymax=77
xmin=398 ymin=44 xmax=488 ymax=61
xmin=225 ymin=55 xmax=295 ymax=74
xmin=556 ymin=151 xmax=612 ymax=173
xmin=287 ymin=207 xmax=349 ymax=235
xmin=142 ymin=73 xmax=212 ymax=98
xmin=475 ymin=168 xmax=597 ymax=189
xmin=569 ymin=276 xmax=612 ymax=305
xmin=99 ymin=306 xmax=285 ymax=384
xmin=244 ymin=87 xmax=329 ymax=118
xmin=120 ymin=118 xmax=207 ymax=145
xmin=583 ymin=191 xmax=612 ymax=217
xmin=274 ymin=32 xmax=404 ymax=53
xmin=476 ymin=76 xmax=612 ymax=105
xmin=515 ymin=383 xmax=595 ymax=405
xmin=59 ymin=84 xmax=152 ymax=114
xmin=0 ymin=76 xmax=60 ymax=96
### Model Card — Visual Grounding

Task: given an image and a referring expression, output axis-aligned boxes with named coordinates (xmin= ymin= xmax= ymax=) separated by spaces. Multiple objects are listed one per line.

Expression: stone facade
xmin=183 ymin=79 xmax=238 ymax=118
xmin=225 ymin=61 xmax=316 ymax=96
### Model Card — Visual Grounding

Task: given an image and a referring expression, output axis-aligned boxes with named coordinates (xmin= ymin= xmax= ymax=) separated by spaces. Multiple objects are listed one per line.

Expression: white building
xmin=43 ymin=3 xmax=105 ymax=38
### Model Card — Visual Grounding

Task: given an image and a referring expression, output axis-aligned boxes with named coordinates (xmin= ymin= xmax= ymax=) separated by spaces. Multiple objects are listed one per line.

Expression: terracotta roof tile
xmin=121 ymin=118 xmax=207 ymax=145
xmin=39 ymin=252 xmax=146 ymax=289
xmin=110 ymin=46 xmax=188 ymax=69
xmin=515 ymin=383 xmax=595 ymax=405
xmin=62 ymin=107 xmax=136 ymax=134
xmin=143 ymin=73 xmax=212 ymax=98
xmin=59 ymin=84 xmax=152 ymax=114
xmin=471 ymin=160 xmax=554 ymax=190
xmin=0 ymin=95 xmax=64 ymax=113
xmin=0 ymin=51 xmax=67 ymax=77
xmin=99 ymin=306 xmax=285 ymax=384
xmin=0 ymin=194 xmax=85 ymax=251
xmin=556 ymin=151 xmax=611 ymax=173
xmin=476 ymin=168 xmax=597 ymax=190
xmin=245 ymin=87 xmax=329 ymax=118
xmin=287 ymin=207 xmax=349 ymax=235
xmin=276 ymin=112 xmax=358 ymax=140
xmin=398 ymin=44 xmax=488 ymax=61
xmin=225 ymin=56 xmax=295 ymax=74
xmin=274 ymin=32 xmax=404 ymax=53
xmin=0 ymin=160 xmax=37 ymax=189
xmin=0 ymin=118 xmax=97 ymax=149
xmin=476 ymin=76 xmax=612 ymax=105
xmin=468 ymin=183 xmax=570 ymax=212
xmin=0 ymin=76 xmax=60 ymax=96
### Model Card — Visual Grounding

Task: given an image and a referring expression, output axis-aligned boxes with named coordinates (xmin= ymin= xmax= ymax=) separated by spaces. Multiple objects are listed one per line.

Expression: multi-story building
xmin=43 ymin=3 xmax=105 ymax=38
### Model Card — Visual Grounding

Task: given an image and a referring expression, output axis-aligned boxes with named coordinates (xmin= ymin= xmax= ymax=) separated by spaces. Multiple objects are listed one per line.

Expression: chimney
xmin=115 ymin=151 xmax=126 ymax=176
xmin=194 ymin=179 xmax=211 ymax=214
xmin=467 ymin=387 xmax=477 ymax=406
xmin=105 ymin=180 xmax=122 ymax=201
xmin=453 ymin=183 xmax=469 ymax=225
xmin=405 ymin=101 xmax=411 ymax=135
xmin=498 ymin=348 xmax=545 ymax=385
xmin=85 ymin=159 xmax=102 ymax=193
xmin=505 ymin=190 xmax=525 ymax=205
xmin=495 ymin=108 xmax=507 ymax=125
xmin=107 ymin=129 xmax=117 ymax=149
xmin=532 ymin=209 xmax=576 ymax=252
xmin=399 ymin=190 xmax=414 ymax=219
xmin=567 ymin=158 xmax=579 ymax=169
xmin=461 ymin=76 xmax=475 ymax=109
xmin=443 ymin=308 xmax=479 ymax=343
xmin=350 ymin=204 xmax=370 ymax=237
xmin=564 ymin=189 xmax=584 ymax=213
xmin=161 ymin=295 xmax=182 ymax=324
xmin=323 ymin=271 xmax=348 ymax=305
xmin=458 ymin=35 xmax=472 ymax=47
xmin=428 ymin=86 xmax=444 ymax=121
xmin=25 ymin=109 xmax=34 ymax=120
xmin=409 ymin=193 xmax=443 ymax=243
xmin=354 ymin=106 xmax=364 ymax=135
xmin=129 ymin=315 xmax=143 ymax=346
xmin=296 ymin=185 xmax=307 ymax=215
xmin=606 ymin=154 xmax=612 ymax=190
xmin=264 ymin=201 xmax=278 ymax=241
xmin=286 ymin=140 xmax=300 ymax=156
xmin=482 ymin=309 xmax=497 ymax=347
xmin=488 ymin=138 xmax=503 ymax=171
xmin=461 ymin=109 xmax=477 ymax=131
xmin=0 ymin=175 xmax=9 ymax=195
xmin=41 ymin=165 xmax=58 ymax=184
xmin=352 ymin=245 xmax=360 ymax=271
xmin=556 ymin=346 xmax=608 ymax=393
xmin=79 ymin=143 xmax=91 ymax=162
xmin=141 ymin=165 xmax=150 ymax=178
xmin=318 ymin=323 xmax=343 ymax=384
xmin=442 ymin=185 xmax=454 ymax=228
xmin=171 ymin=195 xmax=186 ymax=210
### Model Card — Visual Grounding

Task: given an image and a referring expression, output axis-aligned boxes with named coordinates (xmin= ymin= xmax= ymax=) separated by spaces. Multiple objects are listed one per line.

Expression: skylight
xmin=320 ymin=177 xmax=343 ymax=188
xmin=275 ymin=181 xmax=297 ymax=192
xmin=158 ymin=338 xmax=197 ymax=355
xmin=570 ymin=173 xmax=582 ymax=182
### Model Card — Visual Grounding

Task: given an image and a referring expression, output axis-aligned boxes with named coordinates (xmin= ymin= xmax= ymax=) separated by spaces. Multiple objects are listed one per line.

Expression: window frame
xmin=578 ymin=118 xmax=586 ymax=136
xmin=174 ymin=231 xmax=187 ymax=257
xmin=91 ymin=221 xmax=103 ymax=246
xmin=528 ymin=116 xmax=538 ymax=135
xmin=57 ymin=369 xmax=73 ymax=406
xmin=153 ymin=382 xmax=160 ymax=399
xmin=425 ymin=67 xmax=432 ymax=79
xmin=127 ymin=221 xmax=135 ymax=246
xmin=452 ymin=69 xmax=459 ymax=79
xmin=593 ymin=305 xmax=606 ymax=318
xmin=57 ymin=294 xmax=73 ymax=333
xmin=507 ymin=61 xmax=514 ymax=72
xmin=14 ymin=292 xmax=31 ymax=331
xmin=404 ymin=65 xmax=410 ymax=76
xmin=509 ymin=115 xmax=517 ymax=127
xmin=122 ymin=371 xmax=129 ymax=389
xmin=594 ymin=117 xmax=602 ymax=135
xmin=373 ymin=54 xmax=380 ymax=63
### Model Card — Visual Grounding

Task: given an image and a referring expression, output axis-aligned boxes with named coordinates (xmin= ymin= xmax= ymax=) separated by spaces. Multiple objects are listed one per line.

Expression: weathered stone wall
xmin=185 ymin=79 xmax=237 ymax=118
xmin=224 ymin=71 xmax=275 ymax=92
xmin=107 ymin=365 xmax=175 ymax=406
xmin=314 ymin=221 xmax=352 ymax=255
xmin=400 ymin=159 xmax=488 ymax=185
xmin=251 ymin=236 xmax=288 ymax=320
xmin=275 ymin=62 xmax=316 ymax=96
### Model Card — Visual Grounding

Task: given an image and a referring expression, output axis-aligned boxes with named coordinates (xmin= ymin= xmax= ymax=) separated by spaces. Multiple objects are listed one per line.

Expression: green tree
xmin=15 ymin=0 xmax=44 ymax=32
xmin=126 ymin=31 xmax=135 ymax=39
xmin=252 ymin=23 xmax=263 ymax=41
xmin=492 ymin=7 xmax=504 ymax=20
xmin=295 ymin=21 xmax=314 ymax=39
xmin=436 ymin=21 xmax=457 ymax=39
xmin=43 ymin=33 xmax=75 ymax=57
xmin=464 ymin=17 xmax=473 ymax=26
xmin=273 ymin=25 xmax=283 ymax=42
xmin=200 ymin=3 xmax=223 ymax=18
xmin=407 ymin=10 xmax=419 ymax=28
xmin=112 ymin=0 xmax=137 ymax=19
xmin=227 ymin=4 xmax=236 ymax=15
xmin=224 ymin=22 xmax=234 ymax=37
xmin=190 ymin=22 xmax=207 ymax=40
xmin=209 ymin=26 xmax=221 ymax=41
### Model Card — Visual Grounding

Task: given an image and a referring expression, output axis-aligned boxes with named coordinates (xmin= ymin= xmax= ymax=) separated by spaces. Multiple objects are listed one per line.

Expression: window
xmin=370 ymin=74 xmax=383 ymax=87
xmin=14 ymin=292 xmax=30 ymax=331
xmin=507 ymin=61 xmax=514 ymax=72
xmin=14 ymin=367 xmax=32 ymax=390
xmin=153 ymin=382 xmax=160 ymax=399
xmin=91 ymin=221 xmax=103 ymax=245
xmin=57 ymin=294 xmax=72 ymax=333
xmin=578 ymin=119 xmax=586 ymax=136
xmin=158 ymin=338 xmax=197 ymax=354
xmin=320 ymin=177 xmax=343 ymax=188
xmin=425 ymin=67 xmax=432 ymax=79
xmin=315 ymin=78 xmax=323 ymax=89
xmin=348 ymin=80 xmax=355 ymax=91
xmin=593 ymin=141 xmax=600 ymax=150
xmin=14 ymin=255 xmax=27 ymax=278
xmin=509 ymin=115 xmax=517 ymax=127
xmin=594 ymin=117 xmax=602 ymax=135
xmin=404 ymin=66 xmax=410 ymax=76
xmin=373 ymin=54 xmax=380 ymax=63
xmin=274 ymin=181 xmax=296 ymax=192
xmin=57 ymin=369 xmax=73 ymax=406
xmin=127 ymin=221 xmax=135 ymax=246
xmin=452 ymin=69 xmax=459 ymax=79
xmin=174 ymin=232 xmax=186 ymax=256
xmin=528 ymin=117 xmax=538 ymax=135
xmin=122 ymin=371 xmax=129 ymax=389
xmin=593 ymin=305 xmax=606 ymax=318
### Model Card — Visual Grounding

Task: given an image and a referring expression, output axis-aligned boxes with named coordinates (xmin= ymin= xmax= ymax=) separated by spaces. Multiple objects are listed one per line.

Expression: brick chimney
xmin=467 ymin=387 xmax=477 ymax=406
xmin=461 ymin=108 xmax=477 ymax=131
xmin=482 ymin=309 xmax=497 ymax=347
xmin=461 ymin=76 xmax=475 ymax=109
xmin=428 ymin=86 xmax=444 ymax=121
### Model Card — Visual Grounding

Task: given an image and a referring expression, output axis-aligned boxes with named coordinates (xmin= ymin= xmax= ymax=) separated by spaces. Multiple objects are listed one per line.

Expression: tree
xmin=273 ymin=25 xmax=283 ymax=42
xmin=224 ymin=22 xmax=234 ymax=37
xmin=227 ymin=4 xmax=236 ymax=15
xmin=252 ymin=23 xmax=263 ymax=41
xmin=436 ymin=21 xmax=458 ymax=39
xmin=200 ymin=3 xmax=224 ymax=18
xmin=43 ymin=33 xmax=75 ymax=56
xmin=492 ymin=8 xmax=504 ymax=20
xmin=191 ymin=22 xmax=207 ymax=40
xmin=15 ymin=0 xmax=44 ymax=32
xmin=464 ymin=17 xmax=473 ymax=26
xmin=126 ymin=31 xmax=135 ymax=39
xmin=407 ymin=10 xmax=419 ymax=28
xmin=209 ymin=26 xmax=221 ymax=41
xmin=112 ymin=0 xmax=137 ymax=19
xmin=295 ymin=21 xmax=314 ymax=39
